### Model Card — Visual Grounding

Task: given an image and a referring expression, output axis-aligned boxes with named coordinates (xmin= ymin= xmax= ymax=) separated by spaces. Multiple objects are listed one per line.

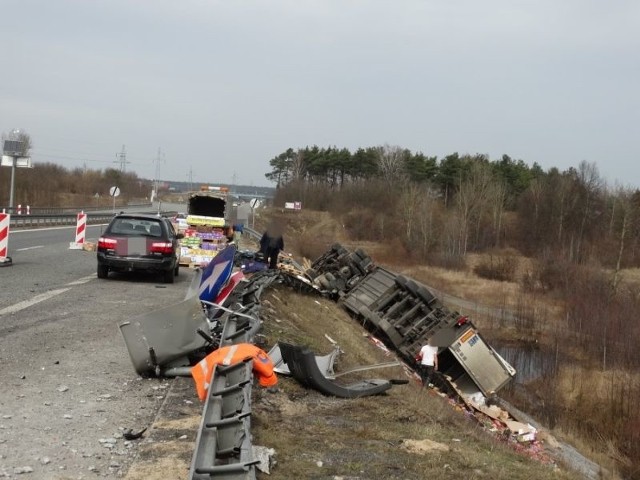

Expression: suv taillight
xmin=98 ymin=237 xmax=117 ymax=249
xmin=151 ymin=242 xmax=173 ymax=254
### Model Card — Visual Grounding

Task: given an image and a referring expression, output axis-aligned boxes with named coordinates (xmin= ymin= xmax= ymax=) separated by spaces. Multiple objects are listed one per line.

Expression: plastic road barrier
xmin=0 ymin=213 xmax=12 ymax=266
xmin=69 ymin=212 xmax=87 ymax=249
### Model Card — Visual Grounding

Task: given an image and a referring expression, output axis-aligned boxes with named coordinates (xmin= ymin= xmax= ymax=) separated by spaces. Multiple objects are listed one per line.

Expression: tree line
xmin=0 ymin=163 xmax=151 ymax=208
xmin=266 ymin=145 xmax=639 ymax=270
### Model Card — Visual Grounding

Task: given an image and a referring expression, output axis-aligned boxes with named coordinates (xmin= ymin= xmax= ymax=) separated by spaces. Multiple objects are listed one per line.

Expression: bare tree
xmin=416 ymin=187 xmax=440 ymax=259
xmin=399 ymin=182 xmax=422 ymax=241
xmin=455 ymin=160 xmax=493 ymax=255
xmin=375 ymin=144 xmax=408 ymax=187
xmin=610 ymin=185 xmax=635 ymax=294
xmin=487 ymin=179 xmax=507 ymax=247
xmin=575 ymin=161 xmax=603 ymax=262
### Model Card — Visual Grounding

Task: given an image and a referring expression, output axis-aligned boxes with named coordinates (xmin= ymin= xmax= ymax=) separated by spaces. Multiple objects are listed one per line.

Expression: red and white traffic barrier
xmin=0 ymin=213 xmax=12 ymax=266
xmin=69 ymin=212 xmax=87 ymax=250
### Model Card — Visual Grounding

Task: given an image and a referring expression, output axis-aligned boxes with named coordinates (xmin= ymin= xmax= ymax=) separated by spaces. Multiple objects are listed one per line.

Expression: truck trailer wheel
xmin=405 ymin=279 xmax=419 ymax=297
xmin=395 ymin=275 xmax=409 ymax=289
xmin=416 ymin=286 xmax=436 ymax=306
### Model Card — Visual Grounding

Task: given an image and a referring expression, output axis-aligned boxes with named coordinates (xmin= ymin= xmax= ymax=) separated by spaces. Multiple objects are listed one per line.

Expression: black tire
xmin=416 ymin=286 xmax=436 ymax=305
xmin=331 ymin=243 xmax=343 ymax=252
xmin=406 ymin=279 xmax=419 ymax=296
xmin=174 ymin=263 xmax=180 ymax=277
xmin=337 ymin=252 xmax=351 ymax=265
xmin=163 ymin=269 xmax=175 ymax=284
xmin=395 ymin=275 xmax=409 ymax=289
xmin=318 ymin=274 xmax=332 ymax=290
xmin=354 ymin=248 xmax=368 ymax=260
xmin=97 ymin=264 xmax=109 ymax=279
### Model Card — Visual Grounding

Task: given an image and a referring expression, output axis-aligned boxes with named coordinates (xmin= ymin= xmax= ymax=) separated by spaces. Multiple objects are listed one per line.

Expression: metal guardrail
xmin=1 ymin=202 xmax=152 ymax=216
xmin=242 ymin=226 xmax=261 ymax=241
xmin=7 ymin=207 xmax=178 ymax=229
xmin=189 ymin=271 xmax=280 ymax=480
xmin=8 ymin=213 xmax=116 ymax=228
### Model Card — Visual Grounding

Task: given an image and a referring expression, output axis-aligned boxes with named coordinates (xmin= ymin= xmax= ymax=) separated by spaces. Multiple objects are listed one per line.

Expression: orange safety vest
xmin=191 ymin=343 xmax=277 ymax=401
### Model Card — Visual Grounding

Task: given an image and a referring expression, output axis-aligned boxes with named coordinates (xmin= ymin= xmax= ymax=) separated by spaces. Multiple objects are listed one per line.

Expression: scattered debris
xmin=252 ymin=446 xmax=276 ymax=474
xmin=13 ymin=466 xmax=34 ymax=475
xmin=122 ymin=427 xmax=147 ymax=440
xmin=278 ymin=342 xmax=396 ymax=398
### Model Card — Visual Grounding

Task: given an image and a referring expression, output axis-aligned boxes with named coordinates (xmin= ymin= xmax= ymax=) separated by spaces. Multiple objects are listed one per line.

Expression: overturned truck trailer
xmin=309 ymin=244 xmax=515 ymax=397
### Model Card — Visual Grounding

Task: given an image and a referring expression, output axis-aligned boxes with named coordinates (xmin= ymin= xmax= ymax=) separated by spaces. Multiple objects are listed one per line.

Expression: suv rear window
xmin=110 ymin=218 xmax=164 ymax=238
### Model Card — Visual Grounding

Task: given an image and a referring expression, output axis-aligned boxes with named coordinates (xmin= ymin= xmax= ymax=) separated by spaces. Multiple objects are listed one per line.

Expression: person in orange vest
xmin=191 ymin=343 xmax=277 ymax=401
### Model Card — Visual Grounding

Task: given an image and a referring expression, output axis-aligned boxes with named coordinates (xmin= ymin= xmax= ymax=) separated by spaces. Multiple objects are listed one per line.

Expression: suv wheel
xmin=97 ymin=264 xmax=109 ymax=279
xmin=174 ymin=263 xmax=180 ymax=277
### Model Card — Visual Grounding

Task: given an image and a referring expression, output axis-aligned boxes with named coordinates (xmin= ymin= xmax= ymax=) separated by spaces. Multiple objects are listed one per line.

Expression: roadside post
xmin=0 ymin=213 xmax=12 ymax=266
xmin=249 ymin=198 xmax=259 ymax=229
xmin=109 ymin=186 xmax=121 ymax=212
xmin=69 ymin=212 xmax=87 ymax=250
xmin=1 ymin=137 xmax=32 ymax=209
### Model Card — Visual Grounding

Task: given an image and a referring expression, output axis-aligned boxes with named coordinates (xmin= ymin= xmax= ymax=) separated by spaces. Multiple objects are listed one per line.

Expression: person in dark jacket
xmin=260 ymin=223 xmax=284 ymax=269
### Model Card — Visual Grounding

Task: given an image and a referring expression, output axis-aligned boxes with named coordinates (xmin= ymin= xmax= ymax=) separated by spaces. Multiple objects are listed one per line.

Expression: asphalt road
xmin=0 ymin=226 xmax=198 ymax=478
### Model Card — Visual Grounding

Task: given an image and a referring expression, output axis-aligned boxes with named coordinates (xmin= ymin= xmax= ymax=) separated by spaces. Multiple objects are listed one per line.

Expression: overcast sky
xmin=1 ymin=1 xmax=638 ymax=188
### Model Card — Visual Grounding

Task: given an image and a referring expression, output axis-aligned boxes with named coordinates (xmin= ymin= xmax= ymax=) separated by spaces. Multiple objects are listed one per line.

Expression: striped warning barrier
xmin=0 ymin=213 xmax=12 ymax=266
xmin=69 ymin=212 xmax=87 ymax=250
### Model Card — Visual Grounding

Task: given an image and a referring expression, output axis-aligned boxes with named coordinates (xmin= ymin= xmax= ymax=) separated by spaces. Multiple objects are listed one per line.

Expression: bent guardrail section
xmin=188 ymin=270 xmax=280 ymax=480
xmin=190 ymin=361 xmax=258 ymax=480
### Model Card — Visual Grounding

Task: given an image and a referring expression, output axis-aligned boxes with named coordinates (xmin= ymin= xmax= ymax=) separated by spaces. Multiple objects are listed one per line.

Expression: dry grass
xmin=404 ymin=264 xmax=522 ymax=307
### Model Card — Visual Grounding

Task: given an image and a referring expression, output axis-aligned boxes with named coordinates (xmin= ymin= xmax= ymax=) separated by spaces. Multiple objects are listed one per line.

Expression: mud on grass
xmin=253 ymin=286 xmax=583 ymax=480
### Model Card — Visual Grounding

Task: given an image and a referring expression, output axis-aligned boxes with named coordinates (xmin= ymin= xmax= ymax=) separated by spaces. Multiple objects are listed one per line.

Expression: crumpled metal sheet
xmin=119 ymin=290 xmax=209 ymax=376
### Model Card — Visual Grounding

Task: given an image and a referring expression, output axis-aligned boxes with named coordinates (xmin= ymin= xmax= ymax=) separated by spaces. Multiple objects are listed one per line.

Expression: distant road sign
xmin=249 ymin=198 xmax=259 ymax=209
xmin=1 ymin=155 xmax=32 ymax=168
xmin=109 ymin=186 xmax=121 ymax=197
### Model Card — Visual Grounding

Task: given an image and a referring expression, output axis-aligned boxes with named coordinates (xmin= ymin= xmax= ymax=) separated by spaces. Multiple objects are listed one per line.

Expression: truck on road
xmin=186 ymin=185 xmax=229 ymax=228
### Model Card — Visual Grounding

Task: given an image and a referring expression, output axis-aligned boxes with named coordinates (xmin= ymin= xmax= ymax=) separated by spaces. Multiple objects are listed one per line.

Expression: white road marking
xmin=65 ymin=275 xmax=96 ymax=286
xmin=0 ymin=288 xmax=71 ymax=316
xmin=15 ymin=245 xmax=44 ymax=252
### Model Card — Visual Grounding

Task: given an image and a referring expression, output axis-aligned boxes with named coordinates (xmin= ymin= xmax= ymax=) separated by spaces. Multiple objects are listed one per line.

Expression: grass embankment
xmin=251 ymin=286 xmax=583 ymax=480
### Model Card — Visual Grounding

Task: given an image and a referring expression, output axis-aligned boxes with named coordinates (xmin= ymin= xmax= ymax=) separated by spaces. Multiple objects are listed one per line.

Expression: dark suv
xmin=97 ymin=214 xmax=183 ymax=283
